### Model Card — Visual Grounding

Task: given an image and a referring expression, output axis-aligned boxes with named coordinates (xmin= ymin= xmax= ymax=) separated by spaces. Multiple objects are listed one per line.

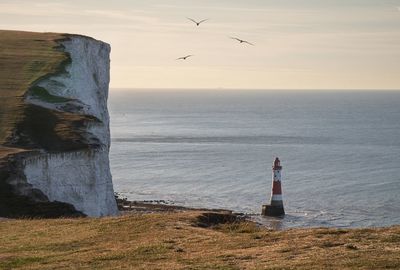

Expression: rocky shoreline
xmin=114 ymin=193 xmax=250 ymax=227
xmin=115 ymin=193 xmax=232 ymax=213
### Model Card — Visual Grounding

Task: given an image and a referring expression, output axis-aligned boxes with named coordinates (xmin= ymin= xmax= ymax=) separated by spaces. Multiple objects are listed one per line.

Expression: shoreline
xmin=2 ymin=193 xmax=399 ymax=230
xmin=116 ymin=195 xmax=237 ymax=214
xmin=115 ymin=195 xmax=400 ymax=230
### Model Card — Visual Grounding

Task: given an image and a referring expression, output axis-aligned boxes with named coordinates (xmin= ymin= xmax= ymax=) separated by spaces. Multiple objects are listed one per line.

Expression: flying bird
xmin=176 ymin=55 xmax=193 ymax=60
xmin=230 ymin=37 xmax=254 ymax=46
xmin=187 ymin=17 xmax=208 ymax=26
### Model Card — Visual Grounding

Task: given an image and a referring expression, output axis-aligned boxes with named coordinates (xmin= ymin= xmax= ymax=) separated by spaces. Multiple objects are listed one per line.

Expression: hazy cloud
xmin=0 ymin=1 xmax=156 ymax=24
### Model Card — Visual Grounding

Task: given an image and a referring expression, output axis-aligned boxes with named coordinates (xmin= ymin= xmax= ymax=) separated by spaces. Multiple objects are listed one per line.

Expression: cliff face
xmin=0 ymin=30 xmax=118 ymax=217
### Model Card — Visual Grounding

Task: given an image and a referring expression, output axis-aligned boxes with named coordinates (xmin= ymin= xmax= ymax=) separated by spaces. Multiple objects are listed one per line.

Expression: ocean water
xmin=109 ymin=90 xmax=400 ymax=228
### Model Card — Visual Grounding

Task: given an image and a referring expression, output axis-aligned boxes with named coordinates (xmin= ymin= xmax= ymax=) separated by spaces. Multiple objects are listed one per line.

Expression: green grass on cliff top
xmin=0 ymin=211 xmax=399 ymax=270
xmin=0 ymin=30 xmax=67 ymax=146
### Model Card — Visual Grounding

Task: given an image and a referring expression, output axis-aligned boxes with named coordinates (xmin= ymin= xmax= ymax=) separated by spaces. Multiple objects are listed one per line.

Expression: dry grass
xmin=0 ymin=211 xmax=399 ymax=269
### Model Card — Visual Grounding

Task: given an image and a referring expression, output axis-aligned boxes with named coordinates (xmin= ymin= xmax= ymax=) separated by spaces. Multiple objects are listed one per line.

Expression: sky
xmin=1 ymin=0 xmax=400 ymax=90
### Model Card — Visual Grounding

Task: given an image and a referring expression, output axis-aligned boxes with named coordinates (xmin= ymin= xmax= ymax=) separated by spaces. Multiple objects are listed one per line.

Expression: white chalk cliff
xmin=17 ymin=36 xmax=117 ymax=216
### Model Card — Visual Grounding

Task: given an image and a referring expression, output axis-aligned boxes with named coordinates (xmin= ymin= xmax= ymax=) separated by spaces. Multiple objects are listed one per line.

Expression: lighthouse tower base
xmin=262 ymin=204 xmax=285 ymax=217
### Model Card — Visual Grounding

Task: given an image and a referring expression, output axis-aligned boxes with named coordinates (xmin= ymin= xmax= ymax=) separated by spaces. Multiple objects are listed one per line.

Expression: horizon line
xmin=110 ymin=87 xmax=400 ymax=91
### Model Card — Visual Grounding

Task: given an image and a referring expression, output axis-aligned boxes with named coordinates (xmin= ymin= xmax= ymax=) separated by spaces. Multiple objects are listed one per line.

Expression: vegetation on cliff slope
xmin=0 ymin=30 xmax=95 ymax=156
xmin=0 ymin=211 xmax=399 ymax=270
xmin=0 ymin=30 xmax=66 ymax=147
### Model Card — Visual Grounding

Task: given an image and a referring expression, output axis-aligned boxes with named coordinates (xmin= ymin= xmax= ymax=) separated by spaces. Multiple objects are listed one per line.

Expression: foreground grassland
xmin=0 ymin=211 xmax=399 ymax=270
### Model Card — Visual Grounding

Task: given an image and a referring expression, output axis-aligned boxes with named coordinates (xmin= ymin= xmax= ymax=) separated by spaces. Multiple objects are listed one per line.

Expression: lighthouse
xmin=262 ymin=157 xmax=285 ymax=216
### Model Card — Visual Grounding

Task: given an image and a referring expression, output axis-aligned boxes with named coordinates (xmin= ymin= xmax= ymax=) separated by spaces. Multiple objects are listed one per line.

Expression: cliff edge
xmin=0 ymin=30 xmax=118 ymax=217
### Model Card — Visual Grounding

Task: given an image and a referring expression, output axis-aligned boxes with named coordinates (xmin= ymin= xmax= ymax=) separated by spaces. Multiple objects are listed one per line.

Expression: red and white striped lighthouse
xmin=262 ymin=157 xmax=285 ymax=216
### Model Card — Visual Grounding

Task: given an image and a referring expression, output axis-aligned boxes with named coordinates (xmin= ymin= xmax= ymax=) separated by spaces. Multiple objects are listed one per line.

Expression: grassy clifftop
xmin=0 ymin=211 xmax=399 ymax=269
xmin=0 ymin=30 xmax=95 ymax=157
xmin=0 ymin=30 xmax=67 ymax=146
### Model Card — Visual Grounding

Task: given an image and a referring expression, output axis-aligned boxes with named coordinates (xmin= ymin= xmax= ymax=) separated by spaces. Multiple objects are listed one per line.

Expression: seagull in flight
xmin=230 ymin=37 xmax=254 ymax=46
xmin=187 ymin=17 xmax=209 ymax=26
xmin=176 ymin=55 xmax=193 ymax=60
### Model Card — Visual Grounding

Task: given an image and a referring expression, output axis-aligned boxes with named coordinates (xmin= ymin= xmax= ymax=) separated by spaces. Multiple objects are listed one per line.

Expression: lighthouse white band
xmin=271 ymin=194 xmax=283 ymax=201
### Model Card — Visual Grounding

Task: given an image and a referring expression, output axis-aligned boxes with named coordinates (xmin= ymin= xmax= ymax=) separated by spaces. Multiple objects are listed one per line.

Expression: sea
xmin=108 ymin=90 xmax=400 ymax=228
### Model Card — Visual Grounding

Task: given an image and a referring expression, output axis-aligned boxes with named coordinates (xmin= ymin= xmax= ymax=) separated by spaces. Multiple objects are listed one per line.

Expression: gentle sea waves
xmin=109 ymin=90 xmax=400 ymax=228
